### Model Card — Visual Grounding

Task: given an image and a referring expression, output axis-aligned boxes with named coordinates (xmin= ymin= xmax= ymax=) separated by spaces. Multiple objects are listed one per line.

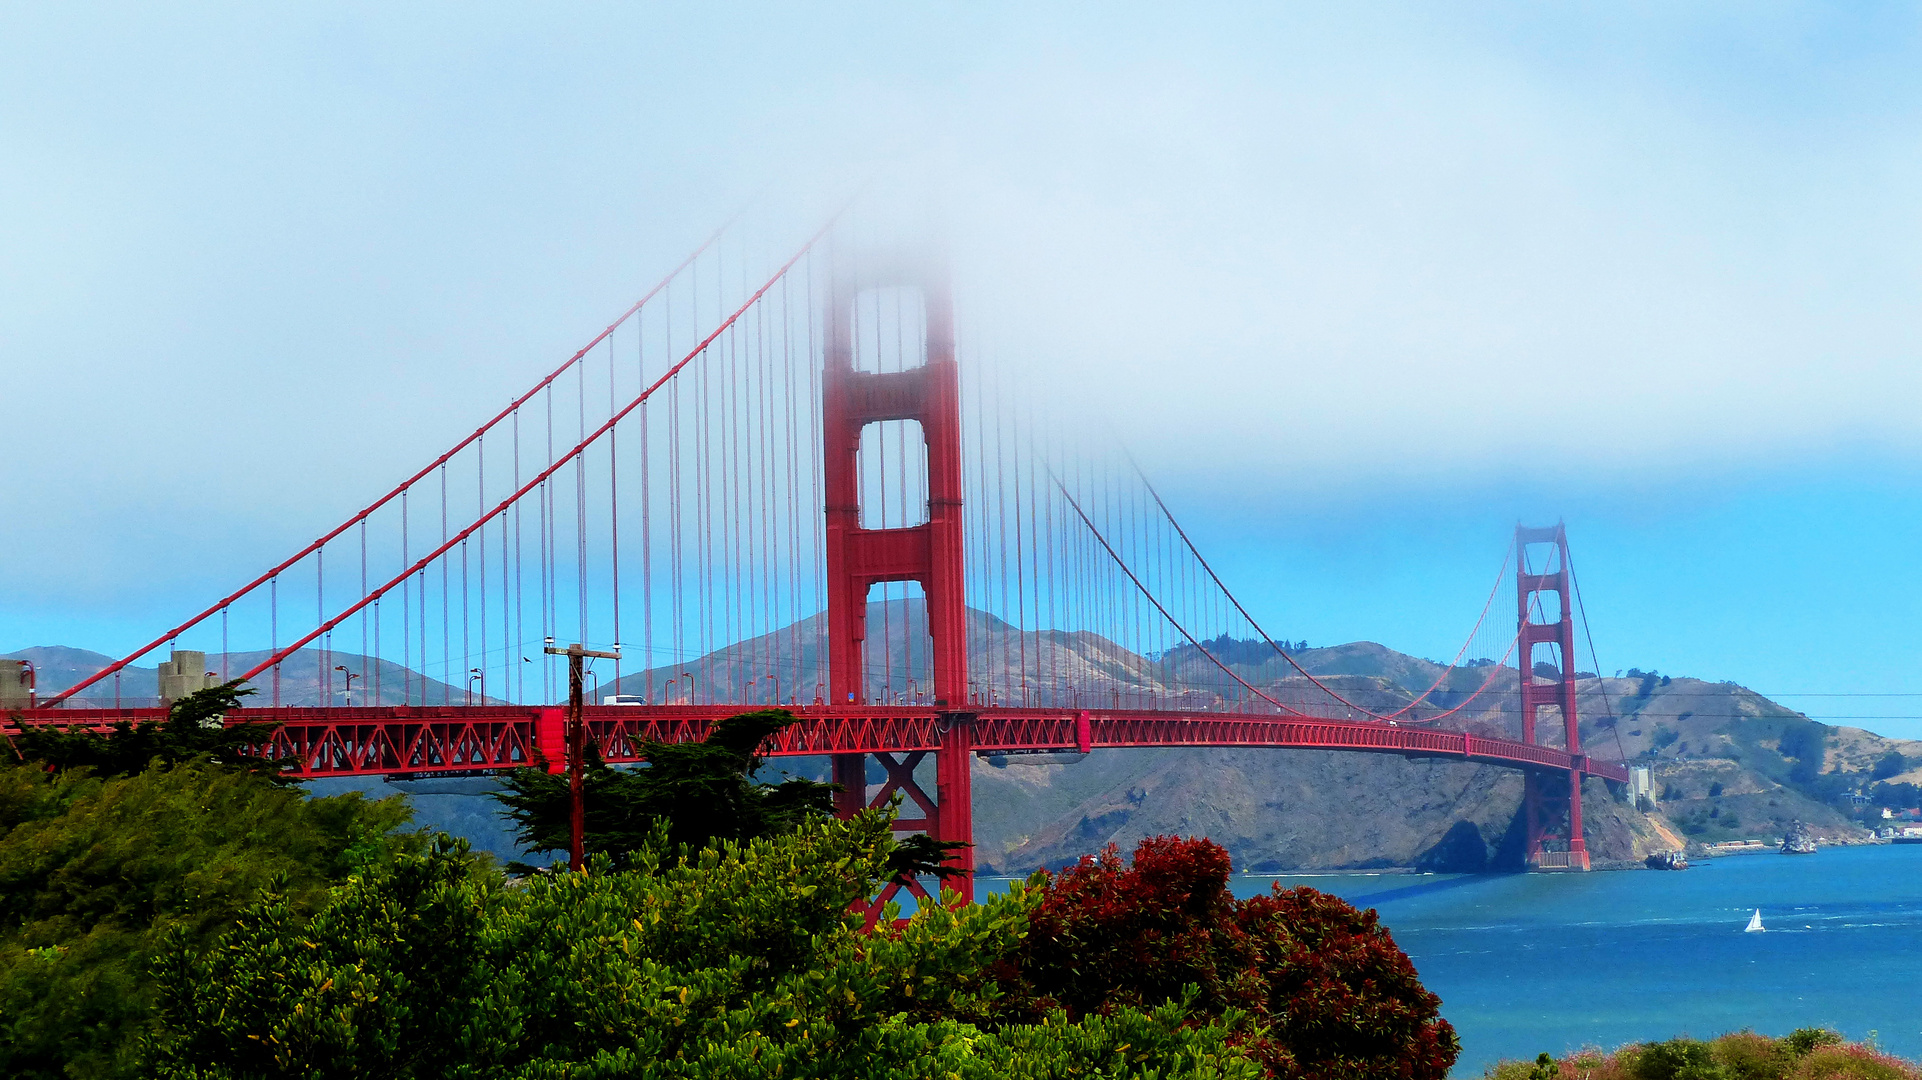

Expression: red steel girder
xmin=3 ymin=703 xmax=1625 ymax=783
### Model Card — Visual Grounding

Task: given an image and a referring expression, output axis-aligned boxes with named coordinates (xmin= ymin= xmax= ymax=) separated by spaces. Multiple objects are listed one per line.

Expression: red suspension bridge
xmin=9 ymin=205 xmax=1627 ymax=897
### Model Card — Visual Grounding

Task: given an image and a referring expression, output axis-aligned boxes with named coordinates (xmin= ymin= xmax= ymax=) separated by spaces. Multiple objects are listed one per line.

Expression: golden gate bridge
xmin=6 ymin=202 xmax=1628 ymax=899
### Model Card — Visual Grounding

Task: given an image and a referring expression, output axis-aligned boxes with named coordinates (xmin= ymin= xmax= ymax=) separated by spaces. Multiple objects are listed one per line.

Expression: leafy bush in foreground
xmin=144 ymin=812 xmax=1261 ymax=1080
xmin=0 ymin=758 xmax=423 ymax=1080
xmin=996 ymin=835 xmax=1460 ymax=1080
xmin=1484 ymin=1031 xmax=1919 ymax=1080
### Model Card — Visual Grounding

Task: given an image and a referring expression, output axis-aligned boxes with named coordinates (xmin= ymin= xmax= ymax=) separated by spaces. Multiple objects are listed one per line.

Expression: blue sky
xmin=4 ymin=4 xmax=1919 ymax=734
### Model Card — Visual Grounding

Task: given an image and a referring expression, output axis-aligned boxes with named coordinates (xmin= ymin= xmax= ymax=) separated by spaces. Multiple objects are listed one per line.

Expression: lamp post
xmin=679 ymin=671 xmax=695 ymax=705
xmin=467 ymin=668 xmax=483 ymax=705
xmin=334 ymin=665 xmax=360 ymax=706
xmin=765 ymin=671 xmax=782 ymax=706
xmin=544 ymin=641 xmax=620 ymax=872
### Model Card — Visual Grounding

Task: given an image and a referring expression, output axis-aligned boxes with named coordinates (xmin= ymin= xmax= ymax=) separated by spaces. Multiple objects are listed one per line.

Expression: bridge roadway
xmin=5 ymin=704 xmax=1629 ymax=784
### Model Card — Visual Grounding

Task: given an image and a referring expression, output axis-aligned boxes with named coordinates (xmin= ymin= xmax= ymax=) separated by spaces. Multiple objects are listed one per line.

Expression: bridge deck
xmin=4 ymin=704 xmax=1628 ymax=784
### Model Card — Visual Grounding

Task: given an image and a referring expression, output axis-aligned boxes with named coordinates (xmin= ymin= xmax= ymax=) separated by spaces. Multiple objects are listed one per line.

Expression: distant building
xmin=156 ymin=650 xmax=219 ymax=704
xmin=0 ymin=659 xmax=32 ymax=709
xmin=1629 ymin=766 xmax=1654 ymax=802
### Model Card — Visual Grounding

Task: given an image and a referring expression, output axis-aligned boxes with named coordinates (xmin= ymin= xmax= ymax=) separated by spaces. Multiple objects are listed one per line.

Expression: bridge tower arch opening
xmin=821 ymin=252 xmax=974 ymax=904
xmin=1517 ymin=522 xmax=1589 ymax=870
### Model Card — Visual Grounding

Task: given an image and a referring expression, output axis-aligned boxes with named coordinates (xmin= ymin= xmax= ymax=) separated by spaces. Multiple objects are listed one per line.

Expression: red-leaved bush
xmin=995 ymin=835 xmax=1459 ymax=1080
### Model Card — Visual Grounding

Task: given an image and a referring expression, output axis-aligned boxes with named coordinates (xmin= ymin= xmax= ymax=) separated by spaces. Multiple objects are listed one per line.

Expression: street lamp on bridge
xmin=333 ymin=665 xmax=360 ymax=706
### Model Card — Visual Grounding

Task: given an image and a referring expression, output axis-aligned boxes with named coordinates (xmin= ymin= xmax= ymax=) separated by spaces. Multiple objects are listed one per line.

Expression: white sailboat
xmin=1744 ymin=909 xmax=1765 ymax=933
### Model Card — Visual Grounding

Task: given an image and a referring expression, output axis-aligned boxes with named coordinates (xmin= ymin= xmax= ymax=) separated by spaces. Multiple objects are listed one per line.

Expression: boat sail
xmin=1745 ymin=909 xmax=1765 ymax=933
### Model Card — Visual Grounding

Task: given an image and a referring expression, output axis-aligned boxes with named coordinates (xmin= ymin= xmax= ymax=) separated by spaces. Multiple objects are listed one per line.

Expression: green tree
xmin=1777 ymin=720 xmax=1829 ymax=786
xmin=1871 ymin=751 xmax=1909 ymax=781
xmin=1871 ymin=781 xmax=1920 ymax=808
xmin=144 ymin=812 xmax=1261 ymax=1080
xmin=491 ymin=709 xmax=834 ymax=859
xmin=11 ymin=682 xmax=290 ymax=783
xmin=491 ymin=708 xmax=961 ymax=883
xmin=1634 ymin=1039 xmax=1727 ymax=1080
xmin=0 ymin=759 xmax=423 ymax=1080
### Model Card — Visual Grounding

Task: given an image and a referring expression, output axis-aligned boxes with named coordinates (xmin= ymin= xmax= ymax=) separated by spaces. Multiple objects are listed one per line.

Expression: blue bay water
xmin=981 ymin=843 xmax=1922 ymax=1077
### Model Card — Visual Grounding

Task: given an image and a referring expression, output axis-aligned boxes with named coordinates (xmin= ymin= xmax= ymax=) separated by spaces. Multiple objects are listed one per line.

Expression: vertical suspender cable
xmin=270 ymin=575 xmax=279 ymax=706
xmin=610 ymin=335 xmax=623 ymax=690
xmin=806 ymin=254 xmax=826 ymax=702
xmin=758 ymin=272 xmax=777 ymax=700
xmin=669 ymin=375 xmax=683 ymax=702
xmin=544 ymin=385 xmax=555 ymax=701
xmin=639 ymin=300 xmax=653 ymax=704
xmin=441 ymin=464 xmax=450 ymax=703
xmin=512 ymin=409 xmax=523 ymax=704
xmin=362 ymin=521 xmax=373 ymax=704
xmin=477 ymin=436 xmax=486 ymax=702
xmin=577 ymin=358 xmax=588 ymax=649
xmin=317 ymin=549 xmax=326 ymax=704
xmin=782 ymin=273 xmax=801 ymax=700
xmin=696 ymin=276 xmax=711 ymax=703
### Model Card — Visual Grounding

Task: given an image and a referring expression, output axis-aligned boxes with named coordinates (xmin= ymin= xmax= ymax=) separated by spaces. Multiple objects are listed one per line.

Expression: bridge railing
xmin=4 ymin=703 xmax=1627 ymax=782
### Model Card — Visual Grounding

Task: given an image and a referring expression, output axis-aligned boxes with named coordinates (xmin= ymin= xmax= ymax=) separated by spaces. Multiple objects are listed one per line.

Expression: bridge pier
xmin=828 ymin=714 xmax=976 ymax=906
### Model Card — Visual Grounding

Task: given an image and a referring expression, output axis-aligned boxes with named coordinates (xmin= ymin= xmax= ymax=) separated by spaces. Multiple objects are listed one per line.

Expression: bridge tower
xmin=1516 ymin=523 xmax=1589 ymax=870
xmin=821 ymin=253 xmax=975 ymax=902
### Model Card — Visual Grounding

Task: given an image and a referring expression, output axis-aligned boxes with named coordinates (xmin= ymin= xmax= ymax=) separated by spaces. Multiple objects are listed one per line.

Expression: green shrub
xmin=1788 ymin=1046 xmax=1920 ymax=1080
xmin=1566 ymin=1048 xmax=1636 ymax=1080
xmin=1487 ymin=1031 xmax=1916 ymax=1080
xmin=1712 ymin=1031 xmax=1790 ymax=1080
xmin=143 ymin=813 xmax=1262 ymax=1079
xmin=1637 ymin=1038 xmax=1727 ymax=1080
xmin=1485 ymin=1061 xmax=1537 ymax=1080
xmin=0 ymin=759 xmax=423 ymax=1080
xmin=1787 ymin=1031 xmax=1847 ymax=1057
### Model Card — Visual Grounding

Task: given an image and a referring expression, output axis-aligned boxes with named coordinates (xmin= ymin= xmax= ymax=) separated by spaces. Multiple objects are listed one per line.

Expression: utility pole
xmin=543 ymin=640 xmax=620 ymax=872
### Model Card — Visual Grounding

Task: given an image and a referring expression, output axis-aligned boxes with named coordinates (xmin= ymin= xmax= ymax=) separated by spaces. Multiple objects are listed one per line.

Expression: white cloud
xmin=4 ymin=2 xmax=1921 ymax=635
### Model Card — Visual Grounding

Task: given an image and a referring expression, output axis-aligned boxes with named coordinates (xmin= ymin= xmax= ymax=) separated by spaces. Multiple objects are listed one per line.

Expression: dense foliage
xmin=10 ymin=681 xmax=289 ymax=782
xmin=490 ymin=707 xmax=961 ymax=882
xmin=1871 ymin=751 xmax=1912 ymax=782
xmin=0 ymin=758 xmax=422 ymax=1080
xmin=145 ymin=812 xmax=1260 ymax=1080
xmin=4 ymin=696 xmax=1456 ymax=1079
xmin=1485 ymin=1030 xmax=1920 ymax=1080
xmin=1777 ymin=720 xmax=1830 ymax=786
xmin=491 ymin=709 xmax=834 ymax=859
xmin=996 ymin=835 xmax=1461 ymax=1080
